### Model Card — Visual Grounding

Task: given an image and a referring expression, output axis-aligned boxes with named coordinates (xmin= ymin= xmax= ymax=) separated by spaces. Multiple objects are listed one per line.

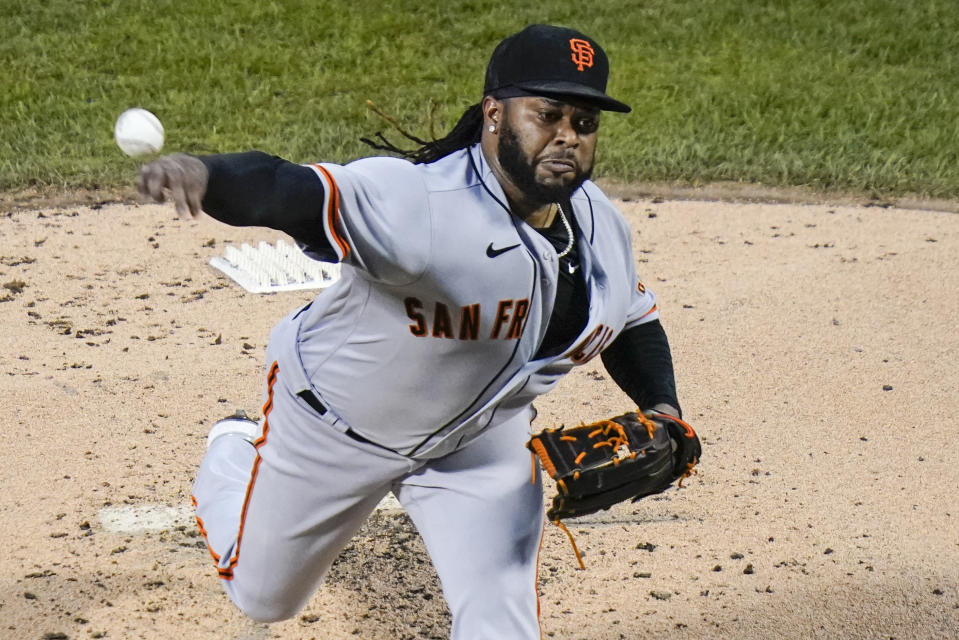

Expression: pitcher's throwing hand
xmin=136 ymin=152 xmax=208 ymax=219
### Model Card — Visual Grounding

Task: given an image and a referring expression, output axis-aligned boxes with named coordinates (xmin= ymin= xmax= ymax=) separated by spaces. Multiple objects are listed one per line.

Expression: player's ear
xmin=482 ymin=96 xmax=504 ymax=133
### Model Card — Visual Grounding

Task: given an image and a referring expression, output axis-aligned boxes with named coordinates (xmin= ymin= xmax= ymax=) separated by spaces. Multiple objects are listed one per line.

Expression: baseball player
xmin=137 ymin=24 xmax=683 ymax=639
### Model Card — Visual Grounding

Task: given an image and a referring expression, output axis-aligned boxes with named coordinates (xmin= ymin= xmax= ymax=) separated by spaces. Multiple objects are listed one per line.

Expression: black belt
xmin=296 ymin=389 xmax=390 ymax=450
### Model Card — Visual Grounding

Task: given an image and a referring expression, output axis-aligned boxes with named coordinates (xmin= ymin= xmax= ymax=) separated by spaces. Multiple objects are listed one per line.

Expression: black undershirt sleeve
xmin=601 ymin=319 xmax=681 ymax=416
xmin=198 ymin=151 xmax=330 ymax=252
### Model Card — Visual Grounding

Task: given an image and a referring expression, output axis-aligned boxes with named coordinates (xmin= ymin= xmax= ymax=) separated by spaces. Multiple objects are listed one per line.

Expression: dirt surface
xmin=1 ymin=196 xmax=956 ymax=639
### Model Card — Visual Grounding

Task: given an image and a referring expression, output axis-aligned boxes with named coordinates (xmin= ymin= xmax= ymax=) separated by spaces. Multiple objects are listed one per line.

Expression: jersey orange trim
xmin=217 ymin=360 xmax=279 ymax=581
xmin=311 ymin=164 xmax=350 ymax=260
xmin=637 ymin=304 xmax=658 ymax=321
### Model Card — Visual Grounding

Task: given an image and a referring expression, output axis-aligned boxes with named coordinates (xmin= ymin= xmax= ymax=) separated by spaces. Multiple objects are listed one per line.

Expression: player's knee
xmin=232 ymin=593 xmax=304 ymax=623
xmin=225 ymin=579 xmax=312 ymax=623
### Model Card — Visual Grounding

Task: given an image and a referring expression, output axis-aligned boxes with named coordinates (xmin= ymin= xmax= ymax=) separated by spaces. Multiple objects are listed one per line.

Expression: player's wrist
xmin=649 ymin=402 xmax=680 ymax=418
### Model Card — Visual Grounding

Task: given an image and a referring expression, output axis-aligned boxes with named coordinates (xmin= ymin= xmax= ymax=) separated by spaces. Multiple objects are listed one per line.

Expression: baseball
xmin=114 ymin=107 xmax=164 ymax=156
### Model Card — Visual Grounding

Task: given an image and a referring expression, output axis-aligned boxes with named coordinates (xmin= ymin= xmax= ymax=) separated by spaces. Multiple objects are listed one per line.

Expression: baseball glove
xmin=527 ymin=410 xmax=701 ymax=523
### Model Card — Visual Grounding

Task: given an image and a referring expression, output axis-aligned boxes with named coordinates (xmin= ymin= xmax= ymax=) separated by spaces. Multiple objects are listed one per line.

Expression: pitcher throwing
xmin=137 ymin=24 xmax=696 ymax=639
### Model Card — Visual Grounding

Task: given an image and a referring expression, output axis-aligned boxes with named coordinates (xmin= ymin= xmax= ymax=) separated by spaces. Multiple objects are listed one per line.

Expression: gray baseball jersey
xmin=269 ymin=143 xmax=658 ymax=458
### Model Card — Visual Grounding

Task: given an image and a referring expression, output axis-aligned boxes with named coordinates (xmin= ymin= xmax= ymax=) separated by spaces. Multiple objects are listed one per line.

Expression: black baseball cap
xmin=483 ymin=24 xmax=631 ymax=113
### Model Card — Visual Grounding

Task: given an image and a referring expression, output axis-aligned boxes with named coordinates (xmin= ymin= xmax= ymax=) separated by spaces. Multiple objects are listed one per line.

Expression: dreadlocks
xmin=360 ymin=102 xmax=484 ymax=165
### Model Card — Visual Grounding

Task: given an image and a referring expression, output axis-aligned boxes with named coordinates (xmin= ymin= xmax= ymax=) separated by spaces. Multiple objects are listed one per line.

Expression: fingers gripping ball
xmin=527 ymin=410 xmax=701 ymax=523
xmin=114 ymin=108 xmax=164 ymax=157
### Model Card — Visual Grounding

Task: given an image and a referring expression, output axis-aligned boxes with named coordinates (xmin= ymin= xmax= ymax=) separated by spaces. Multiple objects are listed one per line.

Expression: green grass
xmin=2 ymin=0 xmax=959 ymax=198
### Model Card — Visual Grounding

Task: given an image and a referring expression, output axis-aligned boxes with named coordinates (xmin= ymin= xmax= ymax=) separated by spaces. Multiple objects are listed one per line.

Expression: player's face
xmin=497 ymin=97 xmax=600 ymax=204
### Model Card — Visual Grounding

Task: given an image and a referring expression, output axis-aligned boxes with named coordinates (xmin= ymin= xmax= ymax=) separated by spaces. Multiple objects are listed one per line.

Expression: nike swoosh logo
xmin=486 ymin=242 xmax=520 ymax=258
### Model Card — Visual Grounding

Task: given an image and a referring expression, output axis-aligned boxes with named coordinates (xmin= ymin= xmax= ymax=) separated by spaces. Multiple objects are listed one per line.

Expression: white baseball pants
xmin=192 ymin=360 xmax=545 ymax=639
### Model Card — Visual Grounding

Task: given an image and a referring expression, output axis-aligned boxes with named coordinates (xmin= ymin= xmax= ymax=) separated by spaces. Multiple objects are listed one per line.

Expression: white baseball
xmin=114 ymin=107 xmax=164 ymax=157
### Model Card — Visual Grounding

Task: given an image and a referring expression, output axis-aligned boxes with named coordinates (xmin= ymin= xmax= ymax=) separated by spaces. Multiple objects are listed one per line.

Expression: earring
xmin=488 ymin=124 xmax=496 ymax=133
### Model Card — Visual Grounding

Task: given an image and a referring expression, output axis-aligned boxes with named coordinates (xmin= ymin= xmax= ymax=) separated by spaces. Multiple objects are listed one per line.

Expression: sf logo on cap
xmin=569 ymin=38 xmax=595 ymax=71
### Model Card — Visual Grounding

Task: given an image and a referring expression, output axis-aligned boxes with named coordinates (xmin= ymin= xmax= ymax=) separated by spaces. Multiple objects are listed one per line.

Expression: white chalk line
xmin=98 ymin=494 xmax=404 ymax=534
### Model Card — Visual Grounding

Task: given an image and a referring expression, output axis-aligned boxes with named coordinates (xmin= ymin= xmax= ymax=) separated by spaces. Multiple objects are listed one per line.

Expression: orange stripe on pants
xmin=219 ymin=361 xmax=279 ymax=580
